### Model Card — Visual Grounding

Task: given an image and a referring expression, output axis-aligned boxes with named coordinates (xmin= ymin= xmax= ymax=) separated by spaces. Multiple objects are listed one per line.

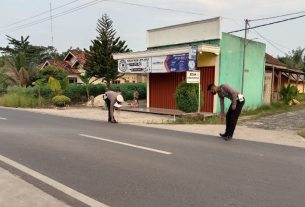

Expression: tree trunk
xmin=86 ymin=86 xmax=90 ymax=102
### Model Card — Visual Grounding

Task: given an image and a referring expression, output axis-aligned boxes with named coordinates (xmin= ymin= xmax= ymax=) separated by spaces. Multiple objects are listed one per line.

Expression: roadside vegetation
xmin=0 ymin=82 xmax=146 ymax=108
xmin=167 ymin=116 xmax=224 ymax=125
xmin=0 ymin=14 xmax=142 ymax=108
xmin=169 ymin=84 xmax=305 ymax=125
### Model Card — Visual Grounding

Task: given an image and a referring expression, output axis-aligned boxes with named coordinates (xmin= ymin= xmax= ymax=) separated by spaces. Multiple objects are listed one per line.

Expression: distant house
xmin=41 ymin=49 xmax=85 ymax=84
xmin=264 ymin=53 xmax=305 ymax=104
xmin=41 ymin=49 xmax=146 ymax=84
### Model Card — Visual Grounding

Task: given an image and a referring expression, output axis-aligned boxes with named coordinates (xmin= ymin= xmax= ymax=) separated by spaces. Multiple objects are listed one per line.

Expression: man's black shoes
xmin=220 ymin=133 xmax=233 ymax=141
xmin=224 ymin=135 xmax=233 ymax=141
xmin=219 ymin=133 xmax=227 ymax=137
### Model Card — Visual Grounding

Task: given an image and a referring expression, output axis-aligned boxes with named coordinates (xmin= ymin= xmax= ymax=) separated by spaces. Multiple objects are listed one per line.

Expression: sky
xmin=0 ymin=0 xmax=304 ymax=57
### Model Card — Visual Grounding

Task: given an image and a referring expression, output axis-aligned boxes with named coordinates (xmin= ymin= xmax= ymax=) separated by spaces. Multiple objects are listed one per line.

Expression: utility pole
xmin=49 ymin=2 xmax=54 ymax=45
xmin=241 ymin=19 xmax=248 ymax=94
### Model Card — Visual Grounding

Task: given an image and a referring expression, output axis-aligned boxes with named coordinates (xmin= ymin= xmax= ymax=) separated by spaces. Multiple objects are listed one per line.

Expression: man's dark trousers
xmin=226 ymin=99 xmax=245 ymax=137
xmin=105 ymin=98 xmax=111 ymax=122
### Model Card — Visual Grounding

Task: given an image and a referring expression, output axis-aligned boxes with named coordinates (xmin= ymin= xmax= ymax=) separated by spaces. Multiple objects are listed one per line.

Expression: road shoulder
xmin=0 ymin=166 xmax=71 ymax=207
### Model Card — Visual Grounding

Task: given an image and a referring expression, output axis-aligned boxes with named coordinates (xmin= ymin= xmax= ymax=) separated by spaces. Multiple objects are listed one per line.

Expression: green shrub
xmin=0 ymin=93 xmax=39 ymax=108
xmin=280 ymin=84 xmax=298 ymax=104
xmin=63 ymin=83 xmax=146 ymax=103
xmin=7 ymin=85 xmax=53 ymax=100
xmin=52 ymin=95 xmax=71 ymax=107
xmin=297 ymin=93 xmax=305 ymax=102
xmin=175 ymin=82 xmax=201 ymax=113
xmin=7 ymin=86 xmax=35 ymax=96
xmin=109 ymin=83 xmax=146 ymax=100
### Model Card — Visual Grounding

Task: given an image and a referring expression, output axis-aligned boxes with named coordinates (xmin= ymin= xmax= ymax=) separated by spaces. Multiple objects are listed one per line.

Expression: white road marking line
xmin=0 ymin=117 xmax=7 ymax=120
xmin=0 ymin=155 xmax=110 ymax=207
xmin=79 ymin=134 xmax=172 ymax=155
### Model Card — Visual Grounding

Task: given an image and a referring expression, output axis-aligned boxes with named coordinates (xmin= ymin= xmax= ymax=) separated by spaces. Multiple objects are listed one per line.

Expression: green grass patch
xmin=241 ymin=103 xmax=291 ymax=116
xmin=166 ymin=101 xmax=305 ymax=125
xmin=166 ymin=115 xmax=224 ymax=125
xmin=0 ymin=93 xmax=41 ymax=108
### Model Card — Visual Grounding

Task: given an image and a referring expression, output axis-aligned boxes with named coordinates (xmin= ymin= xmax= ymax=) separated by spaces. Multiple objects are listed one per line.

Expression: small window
xmin=112 ymin=80 xmax=121 ymax=84
xmin=69 ymin=77 xmax=78 ymax=84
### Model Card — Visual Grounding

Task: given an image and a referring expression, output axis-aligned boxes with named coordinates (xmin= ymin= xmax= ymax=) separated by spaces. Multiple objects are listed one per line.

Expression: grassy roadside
xmin=167 ymin=116 xmax=224 ymax=125
xmin=241 ymin=93 xmax=305 ymax=120
xmin=167 ymin=102 xmax=305 ymax=125
xmin=241 ymin=103 xmax=305 ymax=118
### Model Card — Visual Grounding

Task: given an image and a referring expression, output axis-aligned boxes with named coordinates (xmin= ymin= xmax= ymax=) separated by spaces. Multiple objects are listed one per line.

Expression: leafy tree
xmin=0 ymin=35 xmax=62 ymax=68
xmin=278 ymin=47 xmax=305 ymax=71
xmin=84 ymin=14 xmax=130 ymax=86
xmin=79 ymin=74 xmax=97 ymax=101
xmin=31 ymin=65 xmax=68 ymax=84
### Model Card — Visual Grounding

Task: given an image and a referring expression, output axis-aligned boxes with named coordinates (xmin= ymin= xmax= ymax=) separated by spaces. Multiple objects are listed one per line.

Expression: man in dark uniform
xmin=104 ymin=90 xmax=124 ymax=123
xmin=208 ymin=83 xmax=245 ymax=141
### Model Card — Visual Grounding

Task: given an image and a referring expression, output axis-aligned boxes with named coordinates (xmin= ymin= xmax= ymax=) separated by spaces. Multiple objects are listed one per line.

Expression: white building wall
xmin=147 ymin=17 xmax=222 ymax=48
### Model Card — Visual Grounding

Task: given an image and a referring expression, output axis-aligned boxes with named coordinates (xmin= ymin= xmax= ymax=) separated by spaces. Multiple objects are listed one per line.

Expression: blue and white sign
xmin=118 ymin=52 xmax=197 ymax=73
xmin=151 ymin=53 xmax=196 ymax=73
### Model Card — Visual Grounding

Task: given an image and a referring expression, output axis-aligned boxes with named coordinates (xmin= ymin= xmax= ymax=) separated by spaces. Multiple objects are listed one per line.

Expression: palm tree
xmin=79 ymin=74 xmax=97 ymax=102
xmin=0 ymin=67 xmax=14 ymax=90
xmin=2 ymin=53 xmax=29 ymax=87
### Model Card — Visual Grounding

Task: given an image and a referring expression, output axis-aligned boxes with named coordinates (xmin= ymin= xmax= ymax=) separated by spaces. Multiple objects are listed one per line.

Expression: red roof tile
xmin=69 ymin=49 xmax=86 ymax=65
xmin=265 ymin=53 xmax=287 ymax=68
xmin=44 ymin=60 xmax=80 ymax=74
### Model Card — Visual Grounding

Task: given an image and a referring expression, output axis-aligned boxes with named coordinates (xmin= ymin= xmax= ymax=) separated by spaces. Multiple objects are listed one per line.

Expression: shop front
xmin=114 ymin=44 xmax=220 ymax=113
xmin=113 ymin=17 xmax=266 ymax=113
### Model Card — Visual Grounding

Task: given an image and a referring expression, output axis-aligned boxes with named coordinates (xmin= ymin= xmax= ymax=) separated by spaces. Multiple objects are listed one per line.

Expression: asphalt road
xmin=0 ymin=108 xmax=305 ymax=207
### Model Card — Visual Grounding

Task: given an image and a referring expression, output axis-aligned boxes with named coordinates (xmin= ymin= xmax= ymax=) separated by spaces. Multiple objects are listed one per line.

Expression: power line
xmin=250 ymin=10 xmax=305 ymax=22
xmin=108 ymin=0 xmax=245 ymax=30
xmin=228 ymin=14 xmax=305 ymax=34
xmin=250 ymin=28 xmax=288 ymax=55
xmin=108 ymin=0 xmax=242 ymax=23
xmin=108 ymin=0 xmax=210 ymax=17
xmin=0 ymin=0 xmax=107 ymax=34
xmin=0 ymin=0 xmax=82 ymax=29
xmin=1 ymin=0 xmax=242 ymax=35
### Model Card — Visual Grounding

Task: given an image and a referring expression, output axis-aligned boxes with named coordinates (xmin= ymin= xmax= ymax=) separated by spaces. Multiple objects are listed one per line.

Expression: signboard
xmin=188 ymin=45 xmax=197 ymax=70
xmin=151 ymin=56 xmax=167 ymax=73
xmin=118 ymin=58 xmax=151 ymax=73
xmin=186 ymin=70 xmax=201 ymax=112
xmin=189 ymin=45 xmax=197 ymax=60
xmin=186 ymin=71 xmax=200 ymax=83
xmin=151 ymin=53 xmax=196 ymax=73
xmin=118 ymin=52 xmax=197 ymax=73
xmin=166 ymin=53 xmax=191 ymax=72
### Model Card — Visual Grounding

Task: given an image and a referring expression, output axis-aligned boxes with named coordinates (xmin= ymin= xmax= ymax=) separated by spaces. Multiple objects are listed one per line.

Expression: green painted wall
xmin=218 ymin=33 xmax=266 ymax=112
